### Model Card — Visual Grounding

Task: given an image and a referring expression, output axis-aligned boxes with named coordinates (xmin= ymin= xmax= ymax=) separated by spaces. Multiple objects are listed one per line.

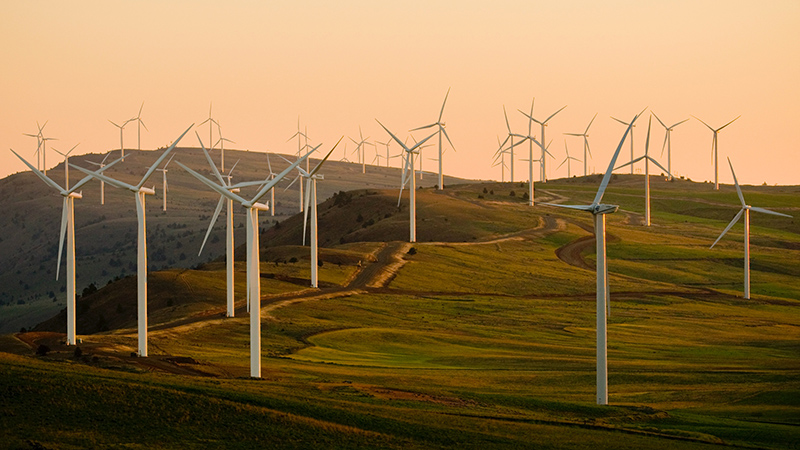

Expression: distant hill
xmin=0 ymin=146 xmax=476 ymax=333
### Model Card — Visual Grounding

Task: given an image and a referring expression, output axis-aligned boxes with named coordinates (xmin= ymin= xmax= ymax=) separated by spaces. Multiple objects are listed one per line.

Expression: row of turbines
xmin=12 ymin=94 xmax=790 ymax=405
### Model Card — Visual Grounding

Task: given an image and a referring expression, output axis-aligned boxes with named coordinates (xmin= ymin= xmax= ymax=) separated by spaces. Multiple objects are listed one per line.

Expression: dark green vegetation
xmin=2 ymin=174 xmax=799 ymax=449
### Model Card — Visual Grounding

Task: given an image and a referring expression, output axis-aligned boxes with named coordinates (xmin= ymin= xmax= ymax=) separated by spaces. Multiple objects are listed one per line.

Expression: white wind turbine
xmin=410 ymin=88 xmax=455 ymax=190
xmin=564 ymin=113 xmax=597 ymax=176
xmin=52 ymin=143 xmax=80 ymax=188
xmin=178 ymin=146 xmax=316 ymax=378
xmin=109 ymin=118 xmax=131 ymax=159
xmin=199 ymin=103 xmax=219 ymax=156
xmin=10 ymin=150 xmax=122 ymax=346
xmin=71 ymin=125 xmax=193 ymax=357
xmin=492 ymin=136 xmax=510 ymax=182
xmin=350 ymin=127 xmax=373 ymax=174
xmin=520 ymin=104 xmax=567 ymax=183
xmin=377 ymin=140 xmax=392 ymax=167
xmin=85 ymin=153 xmax=112 ymax=205
xmin=557 ymin=140 xmax=581 ymax=179
xmin=132 ymin=102 xmax=148 ymax=151
xmin=156 ymin=154 xmax=176 ymax=212
xmin=298 ymin=141 xmax=340 ymax=287
xmin=711 ymin=158 xmax=792 ymax=299
xmin=23 ymin=121 xmax=49 ymax=171
xmin=497 ymin=106 xmax=528 ymax=183
xmin=693 ymin=115 xmax=740 ymax=190
xmin=377 ymin=120 xmax=436 ymax=243
xmin=611 ymin=113 xmax=647 ymax=175
xmin=266 ymin=154 xmax=278 ymax=217
xmin=543 ymin=112 xmax=641 ymax=405
xmin=651 ymin=112 xmax=688 ymax=181
xmin=213 ymin=121 xmax=235 ymax=174
xmin=197 ymin=133 xmax=242 ymax=318
xmin=516 ymin=98 xmax=540 ymax=205
xmin=615 ymin=116 xmax=672 ymax=226
xmin=288 ymin=121 xmax=311 ymax=212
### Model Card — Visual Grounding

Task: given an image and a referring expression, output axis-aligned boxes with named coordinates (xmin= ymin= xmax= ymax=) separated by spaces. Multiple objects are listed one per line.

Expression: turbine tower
xmin=85 ymin=154 xmax=112 ymax=205
xmin=72 ymin=125 xmax=193 ymax=357
xmin=198 ymin=132 xmax=242 ymax=318
xmin=178 ymin=146 xmax=317 ymax=378
xmin=651 ymin=112 xmax=688 ymax=181
xmin=214 ymin=121 xmax=235 ymax=173
xmin=410 ymin=88 xmax=455 ymax=190
xmin=10 ymin=150 xmax=121 ymax=346
xmin=156 ymin=154 xmax=175 ymax=212
xmin=52 ymin=143 xmax=80 ymax=188
xmin=350 ymin=127 xmax=372 ymax=174
xmin=711 ymin=158 xmax=792 ymax=299
xmin=520 ymin=104 xmax=566 ymax=183
xmin=557 ymin=140 xmax=581 ymax=179
xmin=543 ymin=112 xmax=641 ymax=405
xmin=497 ymin=106 xmax=527 ymax=183
xmin=299 ymin=141 xmax=340 ymax=287
xmin=377 ymin=120 xmax=436 ymax=243
xmin=288 ymin=119 xmax=309 ymax=211
xmin=693 ymin=115 xmax=740 ymax=190
xmin=132 ymin=102 xmax=148 ymax=151
xmin=564 ymin=113 xmax=597 ymax=176
xmin=109 ymin=118 xmax=131 ymax=159
xmin=23 ymin=121 xmax=48 ymax=171
xmin=615 ymin=116 xmax=672 ymax=226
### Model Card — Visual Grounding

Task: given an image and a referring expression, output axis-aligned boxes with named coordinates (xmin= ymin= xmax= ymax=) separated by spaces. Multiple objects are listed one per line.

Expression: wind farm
xmin=1 ymin=2 xmax=799 ymax=449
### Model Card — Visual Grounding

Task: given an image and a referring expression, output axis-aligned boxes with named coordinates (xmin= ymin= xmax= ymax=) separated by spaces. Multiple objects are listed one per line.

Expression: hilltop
xmin=0 ymin=147 xmax=475 ymax=333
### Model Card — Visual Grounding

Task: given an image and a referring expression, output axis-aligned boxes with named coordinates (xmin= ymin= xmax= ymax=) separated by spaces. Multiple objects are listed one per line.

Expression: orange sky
xmin=2 ymin=1 xmax=798 ymax=186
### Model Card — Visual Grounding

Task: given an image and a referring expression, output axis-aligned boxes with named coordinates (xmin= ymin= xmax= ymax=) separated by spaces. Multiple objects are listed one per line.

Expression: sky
xmin=2 ymin=1 xmax=798 ymax=186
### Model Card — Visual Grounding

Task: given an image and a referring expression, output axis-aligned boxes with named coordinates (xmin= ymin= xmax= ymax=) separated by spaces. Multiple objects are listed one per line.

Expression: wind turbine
xmin=515 ymin=98 xmax=539 ymax=205
xmin=410 ymin=88 xmax=455 ymax=190
xmin=651 ymin=113 xmax=688 ymax=181
xmin=492 ymin=136 xmax=510 ymax=182
xmin=288 ymin=120 xmax=310 ymax=212
xmin=520 ymin=103 xmax=567 ymax=183
xmin=109 ymin=118 xmax=131 ymax=159
xmin=693 ymin=115 xmax=740 ymax=190
xmin=377 ymin=140 xmax=392 ymax=167
xmin=615 ymin=116 xmax=672 ymax=226
xmin=377 ymin=120 xmax=436 ymax=243
xmin=71 ymin=125 xmax=193 ymax=357
xmin=10 ymin=149 xmax=122 ymax=346
xmin=298 ymin=141 xmax=340 ymax=287
xmin=266 ymin=154 xmax=278 ymax=217
xmin=214 ymin=121 xmax=235 ymax=173
xmin=350 ymin=127 xmax=372 ymax=174
xmin=543 ymin=112 xmax=641 ymax=405
xmin=52 ymin=143 xmax=80 ymax=188
xmin=199 ymin=103 xmax=219 ymax=156
xmin=198 ymin=133 xmax=242 ymax=318
xmin=85 ymin=153 xmax=112 ymax=205
xmin=177 ymin=145 xmax=317 ymax=378
xmin=711 ymin=158 xmax=792 ymax=299
xmin=23 ymin=121 xmax=48 ymax=171
xmin=557 ymin=140 xmax=581 ymax=179
xmin=132 ymin=102 xmax=148 ymax=151
xmin=611 ymin=115 xmax=638 ymax=175
xmin=497 ymin=106 xmax=527 ymax=183
xmin=156 ymin=154 xmax=176 ymax=212
xmin=564 ymin=113 xmax=597 ymax=176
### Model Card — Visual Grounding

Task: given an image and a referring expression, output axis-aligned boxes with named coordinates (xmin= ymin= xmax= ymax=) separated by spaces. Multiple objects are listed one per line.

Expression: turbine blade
xmin=710 ymin=208 xmax=745 ymax=248
xmin=70 ymin=163 xmax=134 ymax=191
xmin=175 ymin=161 xmax=247 ymax=204
xmin=651 ymin=111 xmax=668 ymax=129
xmin=727 ymin=158 xmax=746 ymax=207
xmin=376 ymin=120 xmax=411 ymax=151
xmin=410 ymin=123 xmax=437 ymax=132
xmin=594 ymin=114 xmax=639 ymax=206
xmin=749 ymin=206 xmax=792 ymax=218
xmin=541 ymin=203 xmax=595 ymax=212
xmin=69 ymin=156 xmax=125 ymax=193
xmin=647 ymin=157 xmax=671 ymax=176
xmin=441 ymin=127 xmax=455 ymax=151
xmin=199 ymin=196 xmax=225 ymax=256
xmin=692 ymin=115 xmax=714 ymax=131
xmin=438 ymin=87 xmax=450 ymax=122
xmin=585 ymin=113 xmax=598 ymax=134
xmin=56 ymin=197 xmax=68 ymax=280
xmin=718 ymin=115 xmax=741 ymax=131
xmin=196 ymin=131 xmax=225 ymax=185
xmin=309 ymin=137 xmax=343 ymax=176
xmin=253 ymin=147 xmax=315 ymax=203
xmin=10 ymin=149 xmax=64 ymax=192
xmin=137 ymin=124 xmax=193 ymax=189
xmin=671 ymin=118 xmax=690 ymax=128
xmin=544 ymin=105 xmax=567 ymax=124
xmin=644 ymin=116 xmax=652 ymax=155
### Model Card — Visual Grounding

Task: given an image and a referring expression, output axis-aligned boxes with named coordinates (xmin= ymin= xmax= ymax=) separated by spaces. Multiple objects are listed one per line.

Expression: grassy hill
xmin=2 ymin=175 xmax=800 ymax=449
xmin=0 ymin=147 xmax=474 ymax=333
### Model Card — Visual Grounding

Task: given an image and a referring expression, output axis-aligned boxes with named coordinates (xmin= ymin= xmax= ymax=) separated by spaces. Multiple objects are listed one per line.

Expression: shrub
xmin=483 ymin=187 xmax=488 ymax=193
xmin=289 ymin=257 xmax=298 ymax=263
xmin=407 ymin=247 xmax=417 ymax=255
xmin=509 ymin=191 xmax=516 ymax=197
xmin=73 ymin=347 xmax=83 ymax=358
xmin=36 ymin=345 xmax=50 ymax=356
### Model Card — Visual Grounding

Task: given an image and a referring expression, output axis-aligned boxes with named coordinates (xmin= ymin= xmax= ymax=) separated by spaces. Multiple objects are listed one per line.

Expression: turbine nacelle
xmin=593 ymin=204 xmax=619 ymax=215
xmin=139 ymin=186 xmax=156 ymax=196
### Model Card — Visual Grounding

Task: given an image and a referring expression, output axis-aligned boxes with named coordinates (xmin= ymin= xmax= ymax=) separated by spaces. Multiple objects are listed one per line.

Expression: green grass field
xmin=2 ymin=177 xmax=799 ymax=449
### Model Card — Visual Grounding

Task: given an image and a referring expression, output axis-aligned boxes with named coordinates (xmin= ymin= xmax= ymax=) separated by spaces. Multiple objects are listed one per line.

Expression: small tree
xmin=36 ymin=345 xmax=50 ymax=356
xmin=407 ymin=247 xmax=417 ymax=255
